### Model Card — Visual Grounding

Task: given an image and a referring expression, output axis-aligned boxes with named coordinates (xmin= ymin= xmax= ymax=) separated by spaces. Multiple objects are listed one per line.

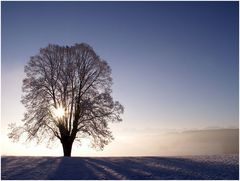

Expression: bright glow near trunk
xmin=52 ymin=106 xmax=65 ymax=119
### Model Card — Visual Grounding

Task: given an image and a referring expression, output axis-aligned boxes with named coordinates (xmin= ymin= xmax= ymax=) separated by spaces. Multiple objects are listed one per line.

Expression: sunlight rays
xmin=52 ymin=106 xmax=65 ymax=119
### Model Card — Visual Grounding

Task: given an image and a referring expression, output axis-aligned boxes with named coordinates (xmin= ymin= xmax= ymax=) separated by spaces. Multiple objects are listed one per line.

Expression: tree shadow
xmin=2 ymin=156 xmax=239 ymax=180
xmin=50 ymin=156 xmax=239 ymax=180
xmin=1 ymin=156 xmax=62 ymax=180
xmin=48 ymin=157 xmax=98 ymax=179
xmin=83 ymin=157 xmax=202 ymax=179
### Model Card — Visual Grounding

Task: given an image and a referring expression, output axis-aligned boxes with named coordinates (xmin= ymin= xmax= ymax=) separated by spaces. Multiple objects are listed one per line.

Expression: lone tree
xmin=8 ymin=43 xmax=124 ymax=156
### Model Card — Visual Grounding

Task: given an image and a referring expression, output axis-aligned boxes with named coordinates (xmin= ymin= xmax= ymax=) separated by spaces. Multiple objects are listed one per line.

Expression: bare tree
xmin=8 ymin=43 xmax=124 ymax=157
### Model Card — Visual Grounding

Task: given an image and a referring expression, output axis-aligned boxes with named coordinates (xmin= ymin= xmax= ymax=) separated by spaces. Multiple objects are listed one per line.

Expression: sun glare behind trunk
xmin=52 ymin=106 xmax=65 ymax=119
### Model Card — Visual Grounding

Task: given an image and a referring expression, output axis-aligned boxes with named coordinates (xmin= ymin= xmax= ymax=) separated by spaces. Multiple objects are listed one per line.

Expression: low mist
xmin=101 ymin=128 xmax=239 ymax=156
xmin=1 ymin=128 xmax=238 ymax=156
xmin=158 ymin=128 xmax=239 ymax=156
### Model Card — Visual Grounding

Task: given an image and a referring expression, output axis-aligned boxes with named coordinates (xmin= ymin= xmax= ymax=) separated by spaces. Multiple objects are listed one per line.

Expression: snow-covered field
xmin=1 ymin=155 xmax=239 ymax=180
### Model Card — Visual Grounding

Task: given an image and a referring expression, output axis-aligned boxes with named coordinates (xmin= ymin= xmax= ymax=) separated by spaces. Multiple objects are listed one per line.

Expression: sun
xmin=52 ymin=106 xmax=65 ymax=119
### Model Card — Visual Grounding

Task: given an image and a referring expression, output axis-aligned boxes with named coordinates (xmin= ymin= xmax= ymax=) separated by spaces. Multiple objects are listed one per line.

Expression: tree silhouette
xmin=8 ymin=43 xmax=124 ymax=156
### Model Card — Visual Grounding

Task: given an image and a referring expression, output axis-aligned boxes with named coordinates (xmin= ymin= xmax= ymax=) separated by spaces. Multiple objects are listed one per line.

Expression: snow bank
xmin=1 ymin=155 xmax=239 ymax=180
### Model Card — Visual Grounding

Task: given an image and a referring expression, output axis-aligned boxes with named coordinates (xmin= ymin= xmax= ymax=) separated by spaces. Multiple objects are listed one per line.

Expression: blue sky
xmin=1 ymin=2 xmax=239 ymax=156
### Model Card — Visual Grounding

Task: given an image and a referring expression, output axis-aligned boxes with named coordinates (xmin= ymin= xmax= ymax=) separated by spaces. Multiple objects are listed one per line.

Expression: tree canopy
xmin=9 ymin=43 xmax=124 ymax=156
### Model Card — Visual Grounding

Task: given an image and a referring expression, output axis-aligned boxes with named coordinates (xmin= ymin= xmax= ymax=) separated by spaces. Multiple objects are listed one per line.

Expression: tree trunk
xmin=61 ymin=137 xmax=73 ymax=157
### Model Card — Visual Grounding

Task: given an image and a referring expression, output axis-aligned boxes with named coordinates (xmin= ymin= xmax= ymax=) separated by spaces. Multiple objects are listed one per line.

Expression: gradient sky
xmin=1 ymin=2 xmax=239 ymax=156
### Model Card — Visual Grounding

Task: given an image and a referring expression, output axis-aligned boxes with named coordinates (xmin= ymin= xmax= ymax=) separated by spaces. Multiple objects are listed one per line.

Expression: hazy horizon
xmin=1 ymin=1 xmax=239 ymax=156
xmin=1 ymin=128 xmax=238 ymax=157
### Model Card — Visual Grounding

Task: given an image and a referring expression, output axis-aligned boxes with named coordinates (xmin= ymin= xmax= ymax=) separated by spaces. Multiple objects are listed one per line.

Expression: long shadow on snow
xmin=51 ymin=157 xmax=238 ymax=180
xmin=84 ymin=157 xmax=202 ymax=180
xmin=1 ymin=157 xmax=61 ymax=180
xmin=3 ymin=156 xmax=238 ymax=180
xmin=49 ymin=157 xmax=97 ymax=179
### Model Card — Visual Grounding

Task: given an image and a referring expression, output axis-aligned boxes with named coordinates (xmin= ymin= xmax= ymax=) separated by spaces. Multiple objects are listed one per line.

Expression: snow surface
xmin=1 ymin=155 xmax=239 ymax=180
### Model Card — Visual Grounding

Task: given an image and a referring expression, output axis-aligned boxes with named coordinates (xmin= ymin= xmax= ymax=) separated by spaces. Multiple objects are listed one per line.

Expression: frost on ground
xmin=1 ymin=155 xmax=239 ymax=180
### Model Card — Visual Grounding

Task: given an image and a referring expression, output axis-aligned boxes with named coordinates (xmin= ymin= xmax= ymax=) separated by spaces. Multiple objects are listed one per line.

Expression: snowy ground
xmin=1 ymin=155 xmax=239 ymax=180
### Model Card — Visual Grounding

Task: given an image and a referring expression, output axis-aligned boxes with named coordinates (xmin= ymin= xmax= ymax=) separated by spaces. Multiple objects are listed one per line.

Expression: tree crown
xmin=9 ymin=43 xmax=124 ymax=150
